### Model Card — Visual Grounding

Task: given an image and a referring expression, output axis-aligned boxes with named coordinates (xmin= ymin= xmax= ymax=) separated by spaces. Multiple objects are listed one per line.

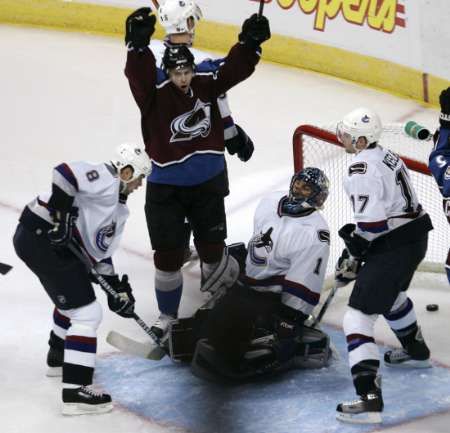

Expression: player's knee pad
xmin=194 ymin=241 xmax=224 ymax=264
xmin=154 ymin=248 xmax=185 ymax=272
xmin=66 ymin=300 xmax=103 ymax=331
xmin=343 ymin=307 xmax=377 ymax=337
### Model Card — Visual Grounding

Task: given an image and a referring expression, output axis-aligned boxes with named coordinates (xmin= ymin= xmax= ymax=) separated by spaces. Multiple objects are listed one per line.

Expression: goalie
xmin=171 ymin=167 xmax=332 ymax=381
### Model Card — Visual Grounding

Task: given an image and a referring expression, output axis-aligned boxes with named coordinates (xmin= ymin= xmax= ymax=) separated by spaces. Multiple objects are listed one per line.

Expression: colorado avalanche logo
xmin=248 ymin=227 xmax=273 ymax=266
xmin=96 ymin=221 xmax=116 ymax=252
xmin=170 ymin=99 xmax=212 ymax=143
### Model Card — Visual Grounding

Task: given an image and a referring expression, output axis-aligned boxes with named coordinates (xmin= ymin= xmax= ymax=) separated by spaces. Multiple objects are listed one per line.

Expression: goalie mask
xmin=336 ymin=107 xmax=382 ymax=153
xmin=111 ymin=143 xmax=152 ymax=183
xmin=284 ymin=167 xmax=329 ymax=214
xmin=158 ymin=0 xmax=203 ymax=35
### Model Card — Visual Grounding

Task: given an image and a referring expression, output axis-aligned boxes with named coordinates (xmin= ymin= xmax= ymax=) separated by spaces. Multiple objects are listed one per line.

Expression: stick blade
xmin=0 ymin=263 xmax=12 ymax=275
xmin=106 ymin=330 xmax=166 ymax=360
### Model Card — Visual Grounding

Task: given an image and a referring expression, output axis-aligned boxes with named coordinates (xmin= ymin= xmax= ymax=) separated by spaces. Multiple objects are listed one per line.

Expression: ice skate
xmin=62 ymin=386 xmax=113 ymax=415
xmin=385 ymin=328 xmax=431 ymax=368
xmin=336 ymin=390 xmax=383 ymax=424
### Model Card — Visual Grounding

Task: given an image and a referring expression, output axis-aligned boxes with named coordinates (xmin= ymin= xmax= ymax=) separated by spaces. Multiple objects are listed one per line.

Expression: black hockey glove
xmin=239 ymin=14 xmax=271 ymax=50
xmin=103 ymin=274 xmax=136 ymax=318
xmin=47 ymin=207 xmax=79 ymax=247
xmin=125 ymin=7 xmax=156 ymax=50
xmin=439 ymin=87 xmax=450 ymax=129
xmin=225 ymin=124 xmax=254 ymax=162
xmin=338 ymin=223 xmax=370 ymax=259
xmin=335 ymin=249 xmax=362 ymax=288
xmin=273 ymin=304 xmax=307 ymax=363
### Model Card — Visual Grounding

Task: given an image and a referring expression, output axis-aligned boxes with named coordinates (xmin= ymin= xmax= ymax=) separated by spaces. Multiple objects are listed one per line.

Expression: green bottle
xmin=404 ymin=121 xmax=431 ymax=141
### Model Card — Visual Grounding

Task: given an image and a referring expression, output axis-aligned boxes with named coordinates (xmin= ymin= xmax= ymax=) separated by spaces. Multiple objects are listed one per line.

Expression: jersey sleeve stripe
xmin=55 ymin=163 xmax=79 ymax=192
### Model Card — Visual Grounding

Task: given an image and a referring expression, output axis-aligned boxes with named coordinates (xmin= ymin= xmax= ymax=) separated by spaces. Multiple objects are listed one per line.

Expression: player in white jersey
xmin=189 ymin=167 xmax=332 ymax=381
xmin=13 ymin=143 xmax=151 ymax=415
xmin=334 ymin=108 xmax=433 ymax=424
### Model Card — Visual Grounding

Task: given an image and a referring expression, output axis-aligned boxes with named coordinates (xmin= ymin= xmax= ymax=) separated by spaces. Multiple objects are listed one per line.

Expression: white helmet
xmin=337 ymin=107 xmax=382 ymax=151
xmin=158 ymin=0 xmax=203 ymax=35
xmin=111 ymin=143 xmax=152 ymax=182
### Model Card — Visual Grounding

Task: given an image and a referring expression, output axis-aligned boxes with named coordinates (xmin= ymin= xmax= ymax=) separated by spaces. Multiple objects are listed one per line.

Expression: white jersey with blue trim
xmin=27 ymin=161 xmax=129 ymax=263
xmin=243 ymin=191 xmax=330 ymax=316
xmin=344 ymin=145 xmax=424 ymax=242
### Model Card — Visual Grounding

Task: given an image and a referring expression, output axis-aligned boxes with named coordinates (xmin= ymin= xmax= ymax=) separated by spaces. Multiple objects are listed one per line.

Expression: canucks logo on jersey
xmin=96 ymin=222 xmax=117 ymax=252
xmin=249 ymin=227 xmax=273 ymax=266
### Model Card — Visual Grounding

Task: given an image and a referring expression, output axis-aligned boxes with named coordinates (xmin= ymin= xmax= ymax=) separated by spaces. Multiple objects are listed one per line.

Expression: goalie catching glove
xmin=102 ymin=274 xmax=135 ymax=318
xmin=335 ymin=249 xmax=362 ymax=287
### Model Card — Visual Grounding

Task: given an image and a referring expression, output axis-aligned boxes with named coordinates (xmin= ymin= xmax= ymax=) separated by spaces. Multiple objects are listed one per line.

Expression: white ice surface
xmin=0 ymin=25 xmax=449 ymax=432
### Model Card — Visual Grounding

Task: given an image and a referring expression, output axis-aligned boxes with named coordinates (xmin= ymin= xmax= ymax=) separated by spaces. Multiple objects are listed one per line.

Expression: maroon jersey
xmin=125 ymin=43 xmax=260 ymax=185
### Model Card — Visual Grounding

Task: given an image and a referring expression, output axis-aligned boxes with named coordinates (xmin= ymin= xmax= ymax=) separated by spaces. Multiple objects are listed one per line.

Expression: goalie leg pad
xmin=200 ymin=248 xmax=240 ymax=294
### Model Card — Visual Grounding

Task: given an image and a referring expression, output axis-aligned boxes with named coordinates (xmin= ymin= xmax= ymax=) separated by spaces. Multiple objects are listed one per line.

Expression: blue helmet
xmin=287 ymin=167 xmax=329 ymax=212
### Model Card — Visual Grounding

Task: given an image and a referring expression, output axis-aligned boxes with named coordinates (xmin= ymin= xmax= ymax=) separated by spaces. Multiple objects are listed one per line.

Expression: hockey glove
xmin=225 ymin=124 xmax=254 ymax=162
xmin=338 ymin=223 xmax=370 ymax=259
xmin=103 ymin=274 xmax=136 ymax=318
xmin=238 ymin=14 xmax=271 ymax=50
xmin=47 ymin=207 xmax=79 ymax=247
xmin=273 ymin=304 xmax=307 ymax=363
xmin=125 ymin=7 xmax=156 ymax=50
xmin=439 ymin=87 xmax=450 ymax=128
xmin=335 ymin=249 xmax=362 ymax=288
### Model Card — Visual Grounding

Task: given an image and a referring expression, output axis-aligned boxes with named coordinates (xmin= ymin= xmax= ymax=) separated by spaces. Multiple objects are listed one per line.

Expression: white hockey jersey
xmin=344 ymin=145 xmax=424 ymax=241
xmin=242 ymin=191 xmax=330 ymax=316
xmin=27 ymin=161 xmax=129 ymax=271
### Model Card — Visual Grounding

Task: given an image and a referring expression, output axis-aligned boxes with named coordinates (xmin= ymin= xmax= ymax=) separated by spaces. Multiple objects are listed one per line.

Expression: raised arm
xmin=124 ymin=8 xmax=158 ymax=111
xmin=208 ymin=14 xmax=271 ymax=97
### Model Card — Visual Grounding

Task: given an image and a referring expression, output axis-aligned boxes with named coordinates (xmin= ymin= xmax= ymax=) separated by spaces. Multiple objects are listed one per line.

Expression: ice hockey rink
xmin=1 ymin=24 xmax=449 ymax=433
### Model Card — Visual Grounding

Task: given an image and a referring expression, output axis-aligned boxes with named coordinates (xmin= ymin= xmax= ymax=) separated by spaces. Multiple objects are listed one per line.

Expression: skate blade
xmin=46 ymin=366 xmax=62 ymax=377
xmin=336 ymin=411 xmax=382 ymax=424
xmin=106 ymin=330 xmax=166 ymax=360
xmin=62 ymin=402 xmax=113 ymax=416
xmin=385 ymin=359 xmax=432 ymax=369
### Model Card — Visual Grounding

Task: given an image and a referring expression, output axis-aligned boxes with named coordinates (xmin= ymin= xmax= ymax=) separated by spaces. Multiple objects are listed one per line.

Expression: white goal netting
xmin=293 ymin=123 xmax=448 ymax=279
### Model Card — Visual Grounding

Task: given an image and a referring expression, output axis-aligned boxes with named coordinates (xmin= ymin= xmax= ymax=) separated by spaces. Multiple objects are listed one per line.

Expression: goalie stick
xmin=67 ymin=240 xmax=166 ymax=360
xmin=0 ymin=262 xmax=12 ymax=275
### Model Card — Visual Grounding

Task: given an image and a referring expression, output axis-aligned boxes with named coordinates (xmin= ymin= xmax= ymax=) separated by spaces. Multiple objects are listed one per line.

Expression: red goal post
xmin=292 ymin=124 xmax=448 ymax=280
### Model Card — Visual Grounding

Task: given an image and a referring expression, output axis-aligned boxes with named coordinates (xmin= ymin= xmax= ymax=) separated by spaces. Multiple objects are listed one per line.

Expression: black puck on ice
xmin=426 ymin=304 xmax=439 ymax=312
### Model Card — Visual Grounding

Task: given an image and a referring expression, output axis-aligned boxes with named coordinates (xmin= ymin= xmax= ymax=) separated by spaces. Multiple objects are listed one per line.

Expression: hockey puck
xmin=426 ymin=304 xmax=439 ymax=312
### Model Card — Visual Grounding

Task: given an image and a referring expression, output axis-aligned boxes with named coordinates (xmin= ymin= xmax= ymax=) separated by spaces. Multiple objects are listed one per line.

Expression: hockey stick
xmin=258 ymin=0 xmax=265 ymax=17
xmin=0 ymin=262 xmax=12 ymax=275
xmin=67 ymin=241 xmax=166 ymax=360
xmin=310 ymin=284 xmax=339 ymax=328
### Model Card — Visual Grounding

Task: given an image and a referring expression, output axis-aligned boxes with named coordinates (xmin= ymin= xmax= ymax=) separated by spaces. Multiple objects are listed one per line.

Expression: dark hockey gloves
xmin=239 ymin=14 xmax=271 ymax=50
xmin=125 ymin=7 xmax=156 ymax=50
xmin=338 ymin=223 xmax=370 ymax=259
xmin=335 ymin=248 xmax=362 ymax=287
xmin=273 ymin=304 xmax=307 ymax=363
xmin=225 ymin=124 xmax=254 ymax=162
xmin=47 ymin=207 xmax=79 ymax=247
xmin=439 ymin=87 xmax=450 ymax=128
xmin=103 ymin=274 xmax=136 ymax=318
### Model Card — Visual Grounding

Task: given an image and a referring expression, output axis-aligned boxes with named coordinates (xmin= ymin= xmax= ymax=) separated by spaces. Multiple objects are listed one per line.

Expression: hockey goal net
xmin=293 ymin=123 xmax=448 ymax=281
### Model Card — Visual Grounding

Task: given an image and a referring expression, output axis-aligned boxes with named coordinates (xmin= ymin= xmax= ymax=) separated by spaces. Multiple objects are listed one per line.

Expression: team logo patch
xmin=57 ymin=295 xmax=66 ymax=305
xmin=170 ymin=99 xmax=212 ymax=143
xmin=249 ymin=227 xmax=273 ymax=266
xmin=317 ymin=230 xmax=330 ymax=244
xmin=348 ymin=162 xmax=367 ymax=176
xmin=96 ymin=221 xmax=117 ymax=252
